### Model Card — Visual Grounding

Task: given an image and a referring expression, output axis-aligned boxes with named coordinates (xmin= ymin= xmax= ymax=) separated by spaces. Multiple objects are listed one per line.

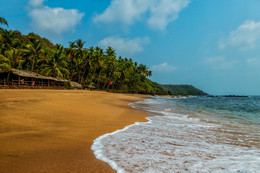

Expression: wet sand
xmin=0 ymin=90 xmax=148 ymax=173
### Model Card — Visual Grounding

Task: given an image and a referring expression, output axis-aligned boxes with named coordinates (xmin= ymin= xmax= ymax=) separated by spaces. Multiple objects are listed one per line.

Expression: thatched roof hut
xmin=71 ymin=82 xmax=83 ymax=89
xmin=0 ymin=68 xmax=82 ymax=89
xmin=11 ymin=68 xmax=58 ymax=81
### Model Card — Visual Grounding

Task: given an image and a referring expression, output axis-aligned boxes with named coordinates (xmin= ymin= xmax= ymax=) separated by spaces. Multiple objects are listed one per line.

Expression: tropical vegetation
xmin=0 ymin=17 xmax=207 ymax=95
xmin=162 ymin=85 xmax=208 ymax=96
xmin=0 ymin=17 xmax=169 ymax=94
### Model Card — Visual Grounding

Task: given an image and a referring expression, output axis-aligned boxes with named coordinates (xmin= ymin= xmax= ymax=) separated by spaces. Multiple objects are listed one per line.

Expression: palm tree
xmin=68 ymin=39 xmax=87 ymax=83
xmin=0 ymin=24 xmax=162 ymax=93
xmin=113 ymin=57 xmax=125 ymax=89
xmin=0 ymin=49 xmax=22 ymax=83
xmin=95 ymin=47 xmax=105 ymax=88
xmin=68 ymin=41 xmax=76 ymax=58
xmin=41 ymin=45 xmax=69 ymax=78
xmin=0 ymin=17 xmax=8 ymax=27
xmin=0 ymin=29 xmax=20 ymax=52
xmin=0 ymin=50 xmax=12 ymax=72
xmin=75 ymin=39 xmax=86 ymax=50
xmin=138 ymin=64 xmax=152 ymax=77
xmin=89 ymin=47 xmax=104 ymax=86
xmin=23 ymin=39 xmax=47 ymax=72
xmin=104 ymin=46 xmax=117 ymax=89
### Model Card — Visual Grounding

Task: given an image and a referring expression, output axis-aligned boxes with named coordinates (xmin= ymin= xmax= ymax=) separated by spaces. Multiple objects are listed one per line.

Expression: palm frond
xmin=0 ymin=17 xmax=8 ymax=27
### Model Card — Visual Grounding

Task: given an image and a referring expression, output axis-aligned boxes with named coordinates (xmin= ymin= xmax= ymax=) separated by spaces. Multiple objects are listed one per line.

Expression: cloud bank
xmin=219 ymin=20 xmax=260 ymax=50
xmin=98 ymin=36 xmax=149 ymax=56
xmin=28 ymin=0 xmax=84 ymax=35
xmin=150 ymin=62 xmax=177 ymax=72
xmin=29 ymin=0 xmax=45 ymax=8
xmin=203 ymin=56 xmax=237 ymax=70
xmin=94 ymin=0 xmax=190 ymax=30
xmin=246 ymin=57 xmax=260 ymax=66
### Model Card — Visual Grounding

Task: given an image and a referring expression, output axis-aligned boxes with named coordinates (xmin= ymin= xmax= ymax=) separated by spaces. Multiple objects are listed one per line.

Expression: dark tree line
xmin=0 ymin=17 xmax=167 ymax=94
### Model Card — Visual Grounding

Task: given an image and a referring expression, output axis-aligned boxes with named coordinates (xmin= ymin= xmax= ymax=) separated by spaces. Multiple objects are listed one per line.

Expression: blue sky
xmin=1 ymin=0 xmax=260 ymax=95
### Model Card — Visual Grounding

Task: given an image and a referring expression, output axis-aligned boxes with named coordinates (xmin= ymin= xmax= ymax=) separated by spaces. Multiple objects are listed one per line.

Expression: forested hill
xmin=161 ymin=85 xmax=208 ymax=96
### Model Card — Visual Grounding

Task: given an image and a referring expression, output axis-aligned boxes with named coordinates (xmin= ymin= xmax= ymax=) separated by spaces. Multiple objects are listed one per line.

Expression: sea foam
xmin=92 ymin=98 xmax=260 ymax=173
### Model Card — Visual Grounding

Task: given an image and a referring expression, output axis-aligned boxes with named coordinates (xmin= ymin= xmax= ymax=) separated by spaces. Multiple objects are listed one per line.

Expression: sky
xmin=1 ymin=0 xmax=260 ymax=95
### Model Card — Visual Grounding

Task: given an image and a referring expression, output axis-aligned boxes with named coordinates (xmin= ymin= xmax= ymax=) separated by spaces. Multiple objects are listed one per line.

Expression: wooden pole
xmin=18 ymin=76 xmax=20 ymax=86
xmin=48 ymin=80 xmax=49 ymax=87
xmin=4 ymin=78 xmax=6 ymax=85
xmin=12 ymin=79 xmax=14 ymax=85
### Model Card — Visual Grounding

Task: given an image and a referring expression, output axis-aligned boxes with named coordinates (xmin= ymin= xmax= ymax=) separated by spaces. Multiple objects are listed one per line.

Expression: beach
xmin=0 ymin=89 xmax=148 ymax=173
xmin=95 ymin=96 xmax=260 ymax=172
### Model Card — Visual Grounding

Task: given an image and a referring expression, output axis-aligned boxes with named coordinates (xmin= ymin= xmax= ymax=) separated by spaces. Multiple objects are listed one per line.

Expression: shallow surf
xmin=92 ymin=96 xmax=260 ymax=173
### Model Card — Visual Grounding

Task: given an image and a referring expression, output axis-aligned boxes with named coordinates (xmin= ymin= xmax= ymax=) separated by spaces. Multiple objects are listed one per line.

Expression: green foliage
xmin=161 ymin=85 xmax=208 ymax=95
xmin=0 ymin=17 xmax=8 ymax=27
xmin=0 ymin=25 xmax=206 ymax=95
xmin=40 ymin=45 xmax=69 ymax=78
xmin=27 ymin=32 xmax=55 ymax=49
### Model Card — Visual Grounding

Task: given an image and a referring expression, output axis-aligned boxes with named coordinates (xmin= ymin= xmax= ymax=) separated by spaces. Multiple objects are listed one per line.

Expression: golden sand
xmin=0 ymin=90 xmax=148 ymax=173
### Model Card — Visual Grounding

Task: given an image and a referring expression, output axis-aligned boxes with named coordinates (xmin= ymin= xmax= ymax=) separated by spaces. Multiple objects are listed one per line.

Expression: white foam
xmin=91 ymin=121 xmax=147 ymax=173
xmin=91 ymin=99 xmax=260 ymax=173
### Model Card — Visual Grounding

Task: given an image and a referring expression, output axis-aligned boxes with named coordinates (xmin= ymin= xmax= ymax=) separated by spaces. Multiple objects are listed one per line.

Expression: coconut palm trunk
xmin=104 ymin=69 xmax=113 ymax=90
xmin=78 ymin=71 xmax=81 ymax=83
xmin=31 ymin=56 xmax=35 ymax=72
xmin=97 ymin=69 xmax=102 ymax=88
xmin=89 ymin=67 xmax=97 ymax=85
xmin=6 ymin=70 xmax=11 ymax=85
xmin=106 ymin=72 xmax=113 ymax=91
xmin=80 ymin=68 xmax=87 ymax=84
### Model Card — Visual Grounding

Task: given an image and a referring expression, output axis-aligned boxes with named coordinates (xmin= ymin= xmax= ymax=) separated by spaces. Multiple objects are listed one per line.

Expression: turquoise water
xmin=92 ymin=96 xmax=260 ymax=173
xmin=168 ymin=96 xmax=260 ymax=124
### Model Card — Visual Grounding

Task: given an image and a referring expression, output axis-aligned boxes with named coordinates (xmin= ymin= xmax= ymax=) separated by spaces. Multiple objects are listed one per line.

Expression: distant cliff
xmin=161 ymin=85 xmax=208 ymax=96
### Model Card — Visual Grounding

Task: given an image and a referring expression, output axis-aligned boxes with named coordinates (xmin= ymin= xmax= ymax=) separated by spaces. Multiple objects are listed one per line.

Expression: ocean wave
xmin=92 ymin=97 xmax=260 ymax=173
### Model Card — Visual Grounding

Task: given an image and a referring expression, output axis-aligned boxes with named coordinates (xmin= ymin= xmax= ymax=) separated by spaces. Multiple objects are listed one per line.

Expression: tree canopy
xmin=0 ymin=18 xmax=167 ymax=94
xmin=0 ymin=17 xmax=207 ymax=95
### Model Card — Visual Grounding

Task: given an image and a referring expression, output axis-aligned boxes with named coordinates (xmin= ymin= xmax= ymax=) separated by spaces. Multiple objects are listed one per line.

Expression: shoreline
xmin=0 ymin=89 xmax=149 ymax=173
xmin=90 ymin=96 xmax=260 ymax=172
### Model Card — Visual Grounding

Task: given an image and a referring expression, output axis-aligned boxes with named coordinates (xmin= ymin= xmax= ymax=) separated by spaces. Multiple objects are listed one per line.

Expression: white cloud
xmin=28 ymin=0 xmax=84 ymax=35
xmin=94 ymin=0 xmax=190 ymax=30
xmin=148 ymin=0 xmax=190 ymax=30
xmin=98 ymin=36 xmax=149 ymax=56
xmin=29 ymin=0 xmax=45 ymax=8
xmin=94 ymin=0 xmax=150 ymax=25
xmin=203 ymin=56 xmax=237 ymax=70
xmin=219 ymin=20 xmax=260 ymax=50
xmin=150 ymin=62 xmax=177 ymax=72
xmin=246 ymin=58 xmax=260 ymax=65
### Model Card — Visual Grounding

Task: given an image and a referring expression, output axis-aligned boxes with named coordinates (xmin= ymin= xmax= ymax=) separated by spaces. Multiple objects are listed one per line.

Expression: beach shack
xmin=0 ymin=68 xmax=82 ymax=89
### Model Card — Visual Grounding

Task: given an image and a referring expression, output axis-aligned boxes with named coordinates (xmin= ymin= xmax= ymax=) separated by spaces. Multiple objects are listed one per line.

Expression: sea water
xmin=92 ymin=96 xmax=260 ymax=173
